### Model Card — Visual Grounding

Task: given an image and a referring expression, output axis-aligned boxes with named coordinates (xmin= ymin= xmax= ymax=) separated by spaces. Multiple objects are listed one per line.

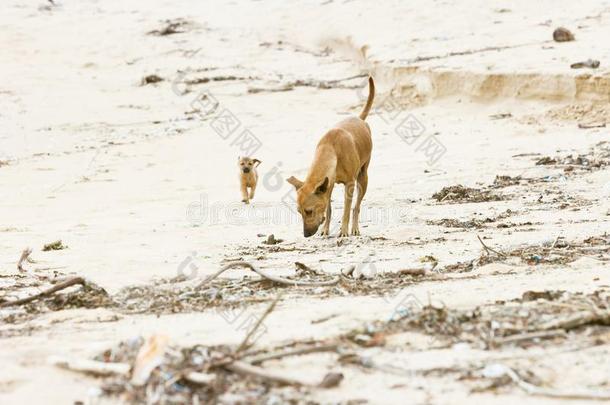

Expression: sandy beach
xmin=1 ymin=1 xmax=609 ymax=403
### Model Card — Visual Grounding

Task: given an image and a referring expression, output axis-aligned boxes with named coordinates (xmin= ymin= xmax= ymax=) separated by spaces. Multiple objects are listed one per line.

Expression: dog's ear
xmin=315 ymin=177 xmax=329 ymax=194
xmin=287 ymin=176 xmax=304 ymax=190
xmin=253 ymin=159 xmax=261 ymax=167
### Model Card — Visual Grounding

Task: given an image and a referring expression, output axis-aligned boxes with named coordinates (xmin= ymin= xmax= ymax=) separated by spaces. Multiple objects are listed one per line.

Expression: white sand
xmin=1 ymin=0 xmax=609 ymax=403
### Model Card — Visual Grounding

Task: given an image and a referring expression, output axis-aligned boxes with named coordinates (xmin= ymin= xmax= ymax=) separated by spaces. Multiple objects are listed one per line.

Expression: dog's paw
xmin=339 ymin=228 xmax=349 ymax=238
xmin=351 ymin=228 xmax=360 ymax=236
xmin=242 ymin=199 xmax=249 ymax=204
xmin=320 ymin=228 xmax=329 ymax=237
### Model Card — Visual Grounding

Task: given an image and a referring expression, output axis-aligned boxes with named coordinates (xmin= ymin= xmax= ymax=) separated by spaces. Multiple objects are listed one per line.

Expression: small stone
xmin=553 ymin=27 xmax=574 ymax=42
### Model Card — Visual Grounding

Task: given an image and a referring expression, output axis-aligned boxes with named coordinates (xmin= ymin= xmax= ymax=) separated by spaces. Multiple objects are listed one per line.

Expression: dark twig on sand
xmin=0 ymin=277 xmax=86 ymax=308
xmin=245 ymin=343 xmax=339 ymax=365
xmin=477 ymin=235 xmax=506 ymax=258
xmin=224 ymin=360 xmax=312 ymax=386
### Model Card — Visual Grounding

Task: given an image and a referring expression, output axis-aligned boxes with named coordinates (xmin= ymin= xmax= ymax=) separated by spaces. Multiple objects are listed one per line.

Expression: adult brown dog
xmin=287 ymin=77 xmax=375 ymax=237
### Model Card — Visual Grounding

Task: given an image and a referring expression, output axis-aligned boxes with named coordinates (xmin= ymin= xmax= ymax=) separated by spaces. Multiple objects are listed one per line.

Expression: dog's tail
xmin=358 ymin=76 xmax=375 ymax=120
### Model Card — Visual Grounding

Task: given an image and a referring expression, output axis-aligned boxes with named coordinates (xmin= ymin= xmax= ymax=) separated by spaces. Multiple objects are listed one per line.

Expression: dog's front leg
xmin=320 ymin=201 xmax=331 ymax=236
xmin=240 ymin=181 xmax=250 ymax=204
xmin=339 ymin=181 xmax=355 ymax=237
xmin=248 ymin=182 xmax=257 ymax=200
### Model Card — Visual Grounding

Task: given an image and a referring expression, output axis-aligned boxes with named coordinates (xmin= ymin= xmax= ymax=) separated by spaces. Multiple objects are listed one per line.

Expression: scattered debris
xmin=553 ymin=27 xmax=575 ymax=42
xmin=578 ymin=122 xmax=606 ymax=129
xmin=432 ymin=185 xmax=505 ymax=203
xmin=56 ymin=331 xmax=343 ymax=402
xmin=536 ymin=156 xmax=556 ymax=165
xmin=489 ymin=112 xmax=512 ymax=120
xmin=398 ymin=268 xmax=427 ymax=277
xmin=140 ymin=74 xmax=164 ymax=86
xmin=131 ymin=334 xmax=170 ymax=386
xmin=42 ymin=240 xmax=68 ymax=251
xmin=185 ymin=75 xmax=251 ymax=85
xmin=570 ymin=59 xmax=600 ymax=69
xmin=427 ymin=217 xmax=494 ymax=229
xmin=147 ymin=19 xmax=190 ymax=36
xmin=263 ymin=234 xmax=283 ymax=245
xmin=492 ymin=175 xmax=522 ymax=188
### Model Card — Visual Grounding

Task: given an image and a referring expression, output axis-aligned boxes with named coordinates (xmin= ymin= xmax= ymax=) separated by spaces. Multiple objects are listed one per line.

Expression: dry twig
xmin=17 ymin=248 xmax=33 ymax=272
xmin=246 ymin=344 xmax=338 ymax=365
xmin=477 ymin=235 xmax=506 ymax=258
xmin=0 ymin=277 xmax=85 ymax=307
xmin=198 ymin=261 xmax=340 ymax=288
xmin=235 ymin=293 xmax=282 ymax=353
xmin=505 ymin=366 xmax=610 ymax=400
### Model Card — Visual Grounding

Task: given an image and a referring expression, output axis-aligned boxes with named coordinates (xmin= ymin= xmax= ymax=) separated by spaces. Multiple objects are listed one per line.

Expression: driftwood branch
xmin=492 ymin=329 xmax=566 ymax=345
xmin=246 ymin=344 xmax=338 ymax=365
xmin=505 ymin=366 xmax=610 ymax=401
xmin=198 ymin=261 xmax=340 ymax=288
xmin=537 ymin=310 xmax=610 ymax=331
xmin=0 ymin=277 xmax=85 ymax=308
xmin=49 ymin=356 xmax=130 ymax=377
xmin=224 ymin=360 xmax=313 ymax=386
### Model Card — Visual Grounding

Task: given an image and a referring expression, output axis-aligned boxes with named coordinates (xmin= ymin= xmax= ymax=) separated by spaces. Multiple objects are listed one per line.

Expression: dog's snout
xmin=242 ymin=168 xmax=250 ymax=173
xmin=303 ymin=228 xmax=316 ymax=238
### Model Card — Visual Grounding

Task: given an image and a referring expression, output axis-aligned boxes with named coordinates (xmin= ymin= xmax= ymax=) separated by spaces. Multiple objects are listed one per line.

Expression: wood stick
xmin=197 ymin=261 xmax=340 ymax=288
xmin=236 ymin=293 xmax=282 ymax=353
xmin=505 ymin=366 xmax=610 ymax=400
xmin=246 ymin=344 xmax=338 ymax=365
xmin=49 ymin=356 xmax=130 ymax=377
xmin=0 ymin=277 xmax=85 ymax=307
xmin=492 ymin=329 xmax=566 ymax=345
xmin=17 ymin=248 xmax=33 ymax=272
xmin=224 ymin=360 xmax=312 ymax=386
xmin=477 ymin=235 xmax=506 ymax=258
xmin=537 ymin=310 xmax=610 ymax=331
xmin=398 ymin=268 xmax=427 ymax=277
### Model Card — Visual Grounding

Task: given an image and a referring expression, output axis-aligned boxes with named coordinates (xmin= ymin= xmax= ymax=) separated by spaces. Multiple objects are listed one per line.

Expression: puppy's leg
xmin=249 ymin=182 xmax=257 ymax=200
xmin=340 ymin=180 xmax=355 ymax=237
xmin=241 ymin=181 xmax=250 ymax=204
xmin=351 ymin=165 xmax=368 ymax=236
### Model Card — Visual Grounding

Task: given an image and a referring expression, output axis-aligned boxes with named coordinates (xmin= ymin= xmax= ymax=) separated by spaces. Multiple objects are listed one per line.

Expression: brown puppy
xmin=238 ymin=157 xmax=261 ymax=204
xmin=287 ymin=77 xmax=375 ymax=237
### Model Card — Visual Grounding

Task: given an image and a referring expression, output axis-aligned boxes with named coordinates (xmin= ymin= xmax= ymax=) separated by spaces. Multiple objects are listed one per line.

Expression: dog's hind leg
xmin=340 ymin=180 xmax=355 ymax=237
xmin=351 ymin=164 xmax=368 ymax=236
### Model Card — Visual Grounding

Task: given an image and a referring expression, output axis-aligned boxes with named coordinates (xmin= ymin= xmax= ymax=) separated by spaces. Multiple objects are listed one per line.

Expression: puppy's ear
xmin=315 ymin=177 xmax=329 ymax=194
xmin=253 ymin=159 xmax=261 ymax=167
xmin=287 ymin=176 xmax=304 ymax=190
